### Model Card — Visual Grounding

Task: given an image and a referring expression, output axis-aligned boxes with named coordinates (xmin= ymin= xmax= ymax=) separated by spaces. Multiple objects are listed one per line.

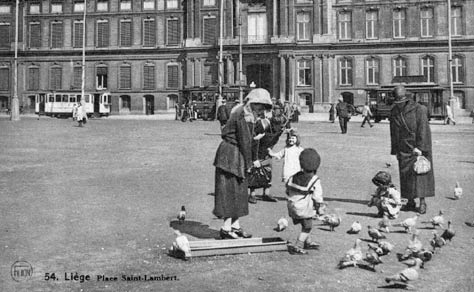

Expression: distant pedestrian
xmin=444 ymin=102 xmax=456 ymax=125
xmin=360 ymin=102 xmax=373 ymax=128
xmin=76 ymin=103 xmax=87 ymax=127
xmin=217 ymin=99 xmax=229 ymax=129
xmin=286 ymin=148 xmax=323 ymax=254
xmin=72 ymin=103 xmax=78 ymax=121
xmin=329 ymin=103 xmax=335 ymax=123
xmin=470 ymin=108 xmax=474 ymax=124
xmin=335 ymin=96 xmax=352 ymax=134
xmin=291 ymin=103 xmax=300 ymax=123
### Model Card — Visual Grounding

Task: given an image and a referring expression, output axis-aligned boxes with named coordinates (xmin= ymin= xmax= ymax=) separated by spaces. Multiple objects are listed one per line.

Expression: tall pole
xmin=218 ymin=0 xmax=224 ymax=97
xmin=447 ymin=0 xmax=455 ymax=118
xmin=238 ymin=15 xmax=243 ymax=103
xmin=81 ymin=0 xmax=87 ymax=106
xmin=10 ymin=0 xmax=20 ymax=121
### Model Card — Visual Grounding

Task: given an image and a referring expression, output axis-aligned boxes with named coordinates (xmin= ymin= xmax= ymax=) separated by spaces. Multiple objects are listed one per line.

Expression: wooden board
xmin=188 ymin=237 xmax=288 ymax=257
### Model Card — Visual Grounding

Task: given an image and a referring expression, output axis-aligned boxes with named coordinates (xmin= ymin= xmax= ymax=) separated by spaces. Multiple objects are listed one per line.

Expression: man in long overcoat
xmin=389 ymin=85 xmax=434 ymax=214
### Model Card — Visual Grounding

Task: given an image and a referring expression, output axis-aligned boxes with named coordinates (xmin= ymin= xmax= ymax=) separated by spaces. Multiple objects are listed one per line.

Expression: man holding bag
xmin=389 ymin=85 xmax=434 ymax=214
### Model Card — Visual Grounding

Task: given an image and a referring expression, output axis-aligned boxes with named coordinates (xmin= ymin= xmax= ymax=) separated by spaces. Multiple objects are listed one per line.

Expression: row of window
xmin=295 ymin=56 xmax=465 ymax=87
xmin=337 ymin=7 xmax=463 ymax=40
xmin=0 ymin=0 xmax=217 ymax=15
xmin=0 ymin=63 xmax=180 ymax=91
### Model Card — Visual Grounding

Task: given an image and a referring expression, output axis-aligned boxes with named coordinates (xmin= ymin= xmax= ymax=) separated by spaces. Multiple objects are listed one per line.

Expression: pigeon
xmin=337 ymin=238 xmax=363 ymax=269
xmin=441 ymin=220 xmax=455 ymax=242
xmin=274 ymin=218 xmax=289 ymax=232
xmin=177 ymin=206 xmax=186 ymax=224
xmin=429 ymin=210 xmax=445 ymax=229
xmin=347 ymin=221 xmax=362 ymax=234
xmin=378 ymin=217 xmax=392 ymax=233
xmin=368 ymin=242 xmax=384 ymax=256
xmin=368 ymin=225 xmax=386 ymax=242
xmin=453 ymin=181 xmax=463 ymax=200
xmin=393 ymin=214 xmax=419 ymax=233
xmin=320 ymin=214 xmax=341 ymax=232
xmin=171 ymin=230 xmax=191 ymax=260
xmin=385 ymin=258 xmax=422 ymax=290
xmin=399 ymin=231 xmax=422 ymax=260
xmin=430 ymin=231 xmax=446 ymax=252
xmin=378 ymin=240 xmax=395 ymax=255
xmin=401 ymin=257 xmax=425 ymax=269
xmin=365 ymin=248 xmax=383 ymax=271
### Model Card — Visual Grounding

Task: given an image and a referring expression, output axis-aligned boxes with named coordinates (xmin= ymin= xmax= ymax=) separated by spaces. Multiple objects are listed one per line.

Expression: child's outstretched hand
xmin=254 ymin=133 xmax=266 ymax=140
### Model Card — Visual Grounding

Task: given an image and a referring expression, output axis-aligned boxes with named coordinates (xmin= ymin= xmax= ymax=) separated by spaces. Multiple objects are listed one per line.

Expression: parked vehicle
xmin=35 ymin=91 xmax=111 ymax=118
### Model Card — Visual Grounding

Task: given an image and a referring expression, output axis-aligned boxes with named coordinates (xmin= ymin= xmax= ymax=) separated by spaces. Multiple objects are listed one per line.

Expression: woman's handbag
xmin=248 ymin=165 xmax=271 ymax=189
xmin=413 ymin=155 xmax=431 ymax=174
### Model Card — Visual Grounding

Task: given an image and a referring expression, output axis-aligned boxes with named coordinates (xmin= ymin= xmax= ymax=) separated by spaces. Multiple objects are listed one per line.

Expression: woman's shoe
xmin=248 ymin=194 xmax=257 ymax=204
xmin=231 ymin=228 xmax=252 ymax=238
xmin=403 ymin=200 xmax=416 ymax=211
xmin=220 ymin=229 xmax=239 ymax=239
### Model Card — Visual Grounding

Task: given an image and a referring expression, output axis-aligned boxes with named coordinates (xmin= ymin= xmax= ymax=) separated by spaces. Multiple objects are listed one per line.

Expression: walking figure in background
xmin=217 ymin=99 xmax=229 ymax=129
xmin=290 ymin=102 xmax=300 ymax=123
xmin=72 ymin=103 xmax=78 ymax=121
xmin=329 ymin=103 xmax=335 ymax=123
xmin=444 ymin=102 xmax=456 ymax=125
xmin=360 ymin=102 xmax=374 ymax=128
xmin=76 ymin=103 xmax=87 ymax=127
xmin=335 ymin=96 xmax=352 ymax=134
xmin=390 ymin=85 xmax=434 ymax=214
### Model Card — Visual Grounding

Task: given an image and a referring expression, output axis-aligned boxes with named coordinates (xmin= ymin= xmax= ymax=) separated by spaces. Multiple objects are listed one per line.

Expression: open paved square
xmin=1 ymin=116 xmax=473 ymax=292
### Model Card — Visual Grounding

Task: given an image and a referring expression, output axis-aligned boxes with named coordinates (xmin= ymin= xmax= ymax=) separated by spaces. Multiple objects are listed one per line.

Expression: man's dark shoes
xmin=262 ymin=194 xmax=278 ymax=202
xmin=232 ymin=228 xmax=252 ymax=238
xmin=220 ymin=229 xmax=239 ymax=239
xmin=418 ymin=201 xmax=427 ymax=214
xmin=403 ymin=200 xmax=416 ymax=211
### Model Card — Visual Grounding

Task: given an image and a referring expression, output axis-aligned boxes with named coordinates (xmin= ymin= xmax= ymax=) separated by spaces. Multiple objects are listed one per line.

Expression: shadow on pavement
xmin=345 ymin=211 xmax=380 ymax=218
xmin=170 ymin=220 xmax=220 ymax=239
xmin=325 ymin=197 xmax=370 ymax=205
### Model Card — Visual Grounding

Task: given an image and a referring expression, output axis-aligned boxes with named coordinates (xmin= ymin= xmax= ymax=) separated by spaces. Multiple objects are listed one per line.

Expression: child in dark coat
xmin=286 ymin=148 xmax=323 ymax=254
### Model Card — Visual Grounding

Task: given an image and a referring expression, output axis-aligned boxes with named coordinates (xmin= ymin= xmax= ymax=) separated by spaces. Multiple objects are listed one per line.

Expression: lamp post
xmin=238 ymin=15 xmax=243 ymax=103
xmin=81 ymin=0 xmax=87 ymax=107
xmin=10 ymin=0 xmax=20 ymax=121
xmin=218 ymin=0 xmax=224 ymax=97
xmin=447 ymin=0 xmax=455 ymax=118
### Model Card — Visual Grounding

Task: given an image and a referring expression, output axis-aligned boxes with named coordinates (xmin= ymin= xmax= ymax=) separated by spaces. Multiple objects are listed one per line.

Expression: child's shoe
xmin=304 ymin=241 xmax=320 ymax=250
xmin=288 ymin=245 xmax=307 ymax=255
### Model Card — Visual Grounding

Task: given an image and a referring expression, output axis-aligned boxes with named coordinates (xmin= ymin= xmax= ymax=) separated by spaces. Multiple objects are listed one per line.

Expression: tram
xmin=35 ymin=91 xmax=111 ymax=118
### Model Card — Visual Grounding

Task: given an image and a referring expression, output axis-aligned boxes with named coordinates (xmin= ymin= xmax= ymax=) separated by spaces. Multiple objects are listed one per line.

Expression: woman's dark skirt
xmin=213 ymin=168 xmax=249 ymax=219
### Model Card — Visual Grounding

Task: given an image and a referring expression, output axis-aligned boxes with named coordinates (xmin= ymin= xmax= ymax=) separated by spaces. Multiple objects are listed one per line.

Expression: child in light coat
xmin=268 ymin=129 xmax=304 ymax=183
xmin=368 ymin=171 xmax=402 ymax=219
xmin=286 ymin=148 xmax=323 ymax=254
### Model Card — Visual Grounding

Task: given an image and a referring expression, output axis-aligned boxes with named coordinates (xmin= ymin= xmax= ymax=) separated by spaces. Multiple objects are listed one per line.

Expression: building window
xmin=51 ymin=3 xmax=63 ymax=13
xmin=420 ymin=8 xmax=433 ymax=37
xmin=143 ymin=0 xmax=155 ymax=10
xmin=143 ymin=63 xmax=155 ymax=89
xmin=29 ymin=22 xmax=41 ymax=48
xmin=393 ymin=57 xmax=407 ymax=77
xmin=203 ymin=16 xmax=217 ymax=44
xmin=392 ymin=9 xmax=405 ymax=38
xmin=0 ymin=23 xmax=10 ymax=48
xmin=0 ymin=67 xmax=9 ymax=90
xmin=120 ymin=0 xmax=132 ymax=11
xmin=339 ymin=58 xmax=352 ymax=86
xmin=421 ymin=56 xmax=435 ymax=83
xmin=97 ymin=0 xmax=109 ymax=12
xmin=28 ymin=67 xmax=40 ymax=90
xmin=96 ymin=20 xmax=109 ymax=48
xmin=167 ymin=64 xmax=179 ymax=88
xmin=296 ymin=12 xmax=310 ymax=41
xmin=50 ymin=21 xmax=63 ymax=48
xmin=203 ymin=0 xmax=216 ymax=6
xmin=297 ymin=60 xmax=311 ymax=86
xmin=120 ymin=19 xmax=132 ymax=47
xmin=96 ymin=66 xmax=108 ymax=89
xmin=338 ymin=11 xmax=351 ymax=40
xmin=167 ymin=0 xmax=178 ymax=9
xmin=366 ymin=58 xmax=379 ymax=85
xmin=0 ymin=5 xmax=11 ymax=14
xmin=167 ymin=18 xmax=180 ymax=46
xmin=451 ymin=56 xmax=464 ymax=84
xmin=29 ymin=3 xmax=41 ymax=14
xmin=119 ymin=64 xmax=132 ymax=89
xmin=247 ymin=13 xmax=267 ymax=43
xmin=73 ymin=66 xmax=82 ymax=88
xmin=451 ymin=6 xmax=462 ymax=36
xmin=143 ymin=18 xmax=156 ymax=47
xmin=366 ymin=10 xmax=378 ymax=39
xmin=73 ymin=20 xmax=84 ymax=48
xmin=50 ymin=67 xmax=62 ymax=90
xmin=74 ymin=1 xmax=85 ymax=12
xmin=296 ymin=0 xmax=313 ymax=3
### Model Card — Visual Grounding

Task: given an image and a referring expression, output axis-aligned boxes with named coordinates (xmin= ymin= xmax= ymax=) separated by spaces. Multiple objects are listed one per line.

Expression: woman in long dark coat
xmin=390 ymin=85 xmax=434 ymax=214
xmin=213 ymin=88 xmax=273 ymax=239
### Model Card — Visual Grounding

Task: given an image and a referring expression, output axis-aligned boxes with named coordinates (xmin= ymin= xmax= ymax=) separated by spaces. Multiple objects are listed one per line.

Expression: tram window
xmin=70 ymin=95 xmax=76 ymax=103
xmin=76 ymin=95 xmax=81 ymax=102
xmin=85 ymin=95 xmax=90 ymax=103
xmin=48 ymin=94 xmax=54 ymax=102
xmin=55 ymin=94 xmax=61 ymax=102
xmin=62 ymin=95 xmax=68 ymax=102
xmin=419 ymin=92 xmax=429 ymax=103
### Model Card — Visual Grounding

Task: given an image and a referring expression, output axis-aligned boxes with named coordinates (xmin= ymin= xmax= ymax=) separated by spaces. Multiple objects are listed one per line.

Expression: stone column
xmin=326 ymin=54 xmax=335 ymax=103
xmin=288 ymin=54 xmax=295 ymax=102
xmin=194 ymin=0 xmax=200 ymax=40
xmin=226 ymin=56 xmax=234 ymax=85
xmin=272 ymin=0 xmax=277 ymax=37
xmin=186 ymin=57 xmax=194 ymax=87
xmin=281 ymin=0 xmax=288 ymax=37
xmin=279 ymin=54 xmax=286 ymax=100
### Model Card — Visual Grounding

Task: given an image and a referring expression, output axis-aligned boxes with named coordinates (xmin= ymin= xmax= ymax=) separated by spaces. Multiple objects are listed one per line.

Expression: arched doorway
xmin=246 ymin=64 xmax=272 ymax=93
xmin=341 ymin=92 xmax=354 ymax=105
xmin=144 ymin=95 xmax=154 ymax=115
xmin=299 ymin=93 xmax=313 ymax=113
xmin=28 ymin=95 xmax=36 ymax=113
xmin=453 ymin=90 xmax=465 ymax=109
xmin=0 ymin=96 xmax=8 ymax=113
xmin=120 ymin=95 xmax=131 ymax=113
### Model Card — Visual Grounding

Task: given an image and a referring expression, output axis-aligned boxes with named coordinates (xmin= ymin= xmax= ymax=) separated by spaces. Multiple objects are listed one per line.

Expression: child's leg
xmin=248 ymin=188 xmax=257 ymax=204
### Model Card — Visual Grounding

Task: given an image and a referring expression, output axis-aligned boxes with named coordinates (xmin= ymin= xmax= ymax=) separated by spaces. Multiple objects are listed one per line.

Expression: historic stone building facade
xmin=0 ymin=0 xmax=473 ymax=114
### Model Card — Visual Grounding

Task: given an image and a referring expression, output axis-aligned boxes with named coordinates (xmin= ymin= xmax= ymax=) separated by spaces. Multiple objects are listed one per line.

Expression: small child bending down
xmin=286 ymin=148 xmax=324 ymax=254
xmin=368 ymin=171 xmax=402 ymax=219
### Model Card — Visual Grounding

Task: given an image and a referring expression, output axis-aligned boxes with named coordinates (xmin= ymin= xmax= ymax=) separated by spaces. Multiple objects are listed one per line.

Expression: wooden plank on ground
xmin=188 ymin=237 xmax=288 ymax=257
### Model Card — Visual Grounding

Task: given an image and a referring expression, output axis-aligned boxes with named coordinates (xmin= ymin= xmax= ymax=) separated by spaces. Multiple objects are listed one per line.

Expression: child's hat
xmin=299 ymin=148 xmax=321 ymax=172
xmin=372 ymin=171 xmax=392 ymax=186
